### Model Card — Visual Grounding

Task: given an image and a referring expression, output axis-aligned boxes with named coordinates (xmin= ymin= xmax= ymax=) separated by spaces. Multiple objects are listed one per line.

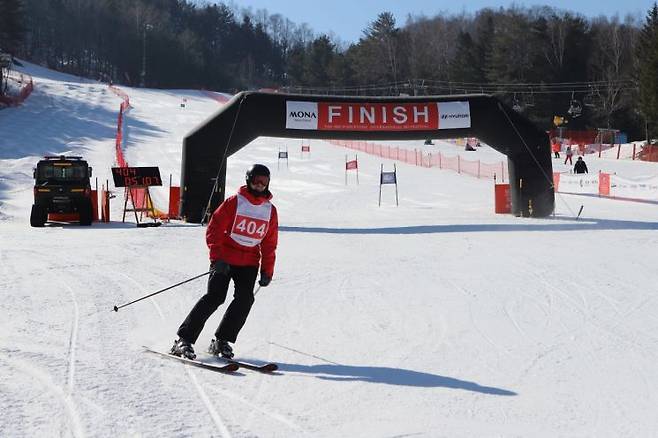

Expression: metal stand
xmin=122 ymin=185 xmax=160 ymax=227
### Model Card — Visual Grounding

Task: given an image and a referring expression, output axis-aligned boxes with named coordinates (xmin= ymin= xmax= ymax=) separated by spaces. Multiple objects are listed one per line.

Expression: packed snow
xmin=1 ymin=61 xmax=658 ymax=437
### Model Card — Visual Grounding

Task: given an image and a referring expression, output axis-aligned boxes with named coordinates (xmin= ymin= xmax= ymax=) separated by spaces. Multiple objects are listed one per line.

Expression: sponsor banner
xmin=610 ymin=175 xmax=658 ymax=200
xmin=285 ymin=101 xmax=470 ymax=131
xmin=286 ymin=101 xmax=318 ymax=130
xmin=437 ymin=101 xmax=471 ymax=130
xmin=556 ymin=173 xmax=600 ymax=194
xmin=346 ymin=160 xmax=358 ymax=170
xmin=599 ymin=172 xmax=610 ymax=196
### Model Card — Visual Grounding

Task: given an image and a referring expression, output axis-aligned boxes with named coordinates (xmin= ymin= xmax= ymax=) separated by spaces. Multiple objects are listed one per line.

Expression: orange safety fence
xmin=637 ymin=144 xmax=658 ymax=162
xmin=0 ymin=72 xmax=34 ymax=106
xmin=108 ymin=85 xmax=169 ymax=219
xmin=328 ymin=139 xmax=508 ymax=181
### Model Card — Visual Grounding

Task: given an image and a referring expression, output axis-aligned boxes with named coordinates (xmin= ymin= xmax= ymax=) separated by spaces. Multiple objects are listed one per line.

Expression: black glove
xmin=258 ymin=272 xmax=272 ymax=287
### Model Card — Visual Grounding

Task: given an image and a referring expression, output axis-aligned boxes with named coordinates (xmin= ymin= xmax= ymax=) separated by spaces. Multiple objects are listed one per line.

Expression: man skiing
xmin=171 ymin=164 xmax=278 ymax=360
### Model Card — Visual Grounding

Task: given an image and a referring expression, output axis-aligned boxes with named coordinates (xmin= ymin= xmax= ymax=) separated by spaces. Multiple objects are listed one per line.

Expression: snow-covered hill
xmin=1 ymin=61 xmax=658 ymax=437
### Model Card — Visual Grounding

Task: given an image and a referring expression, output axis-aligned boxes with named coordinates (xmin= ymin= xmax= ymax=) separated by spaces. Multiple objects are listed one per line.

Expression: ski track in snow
xmin=0 ymin=355 xmax=86 ymax=438
xmin=206 ymin=384 xmax=306 ymax=433
xmin=116 ymin=270 xmax=235 ymax=437
xmin=116 ymin=268 xmax=305 ymax=436
xmin=63 ymin=281 xmax=80 ymax=394
xmin=185 ymin=369 xmax=233 ymax=438
xmin=123 ymin=264 xmax=304 ymax=436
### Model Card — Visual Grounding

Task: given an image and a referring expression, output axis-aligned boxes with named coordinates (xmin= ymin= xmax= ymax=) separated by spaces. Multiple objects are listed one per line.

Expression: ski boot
xmin=208 ymin=338 xmax=234 ymax=359
xmin=170 ymin=338 xmax=196 ymax=360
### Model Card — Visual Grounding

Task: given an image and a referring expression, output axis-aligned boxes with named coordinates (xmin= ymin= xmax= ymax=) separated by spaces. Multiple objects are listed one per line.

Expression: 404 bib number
xmin=232 ymin=215 xmax=268 ymax=239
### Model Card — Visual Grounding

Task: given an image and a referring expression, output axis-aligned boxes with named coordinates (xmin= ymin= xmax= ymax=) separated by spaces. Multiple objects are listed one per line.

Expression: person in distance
xmin=574 ymin=156 xmax=588 ymax=174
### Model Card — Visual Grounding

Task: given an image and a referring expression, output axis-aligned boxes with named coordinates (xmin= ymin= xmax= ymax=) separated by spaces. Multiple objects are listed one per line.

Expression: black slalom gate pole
xmin=112 ymin=271 xmax=210 ymax=312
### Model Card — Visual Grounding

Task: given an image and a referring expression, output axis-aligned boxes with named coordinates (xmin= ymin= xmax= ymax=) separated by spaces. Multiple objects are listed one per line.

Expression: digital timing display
xmin=111 ymin=167 xmax=162 ymax=187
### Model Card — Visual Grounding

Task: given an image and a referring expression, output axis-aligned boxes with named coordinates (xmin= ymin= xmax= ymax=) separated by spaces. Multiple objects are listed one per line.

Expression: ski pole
xmin=253 ymin=285 xmax=261 ymax=297
xmin=112 ymin=271 xmax=210 ymax=312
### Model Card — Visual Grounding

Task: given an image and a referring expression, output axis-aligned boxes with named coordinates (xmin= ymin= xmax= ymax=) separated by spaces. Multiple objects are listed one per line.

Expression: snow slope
xmin=1 ymin=61 xmax=658 ymax=437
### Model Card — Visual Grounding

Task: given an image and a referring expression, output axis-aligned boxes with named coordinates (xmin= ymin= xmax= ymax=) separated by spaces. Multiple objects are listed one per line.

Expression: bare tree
xmin=590 ymin=16 xmax=637 ymax=127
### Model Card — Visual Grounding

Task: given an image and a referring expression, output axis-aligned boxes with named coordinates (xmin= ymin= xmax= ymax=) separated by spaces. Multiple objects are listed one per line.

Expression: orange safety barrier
xmin=494 ymin=184 xmax=511 ymax=214
xmin=91 ymin=190 xmax=99 ymax=221
xmin=100 ymin=189 xmax=111 ymax=222
xmin=168 ymin=186 xmax=181 ymax=219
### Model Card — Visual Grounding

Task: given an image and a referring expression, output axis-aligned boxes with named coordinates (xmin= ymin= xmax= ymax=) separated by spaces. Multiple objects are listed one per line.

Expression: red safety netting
xmin=0 ymin=72 xmax=34 ymax=106
xmin=108 ymin=85 xmax=166 ymax=218
xmin=637 ymin=144 xmax=658 ymax=162
xmin=328 ymin=139 xmax=508 ymax=182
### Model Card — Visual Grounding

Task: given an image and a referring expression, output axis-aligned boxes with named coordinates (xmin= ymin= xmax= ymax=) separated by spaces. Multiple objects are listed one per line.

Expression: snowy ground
xmin=2 ymin=62 xmax=658 ymax=437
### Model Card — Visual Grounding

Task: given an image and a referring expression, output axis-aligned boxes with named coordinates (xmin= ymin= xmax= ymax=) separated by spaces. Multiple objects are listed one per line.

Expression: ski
xmin=143 ymin=347 xmax=240 ymax=373
xmin=215 ymin=357 xmax=278 ymax=373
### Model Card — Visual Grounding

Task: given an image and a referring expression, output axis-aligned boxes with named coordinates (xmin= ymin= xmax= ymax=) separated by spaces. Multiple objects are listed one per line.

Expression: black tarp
xmin=181 ymin=92 xmax=554 ymax=222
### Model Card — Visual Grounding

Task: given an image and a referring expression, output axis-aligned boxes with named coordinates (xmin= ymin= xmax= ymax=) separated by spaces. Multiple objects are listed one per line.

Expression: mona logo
xmin=289 ymin=110 xmax=317 ymax=119
xmin=286 ymin=101 xmax=319 ymax=129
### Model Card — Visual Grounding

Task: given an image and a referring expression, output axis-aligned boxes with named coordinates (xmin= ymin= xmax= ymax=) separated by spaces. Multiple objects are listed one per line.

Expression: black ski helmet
xmin=245 ymin=164 xmax=271 ymax=196
xmin=245 ymin=164 xmax=270 ymax=183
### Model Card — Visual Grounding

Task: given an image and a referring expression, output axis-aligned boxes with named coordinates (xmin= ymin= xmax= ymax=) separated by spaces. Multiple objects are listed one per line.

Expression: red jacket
xmin=206 ymin=186 xmax=278 ymax=276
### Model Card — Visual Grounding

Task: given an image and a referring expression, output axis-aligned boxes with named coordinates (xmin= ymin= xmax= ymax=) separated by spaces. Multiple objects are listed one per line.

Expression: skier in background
xmin=564 ymin=145 xmax=574 ymax=165
xmin=551 ymin=138 xmax=561 ymax=158
xmin=574 ymin=156 xmax=588 ymax=174
xmin=171 ymin=164 xmax=278 ymax=360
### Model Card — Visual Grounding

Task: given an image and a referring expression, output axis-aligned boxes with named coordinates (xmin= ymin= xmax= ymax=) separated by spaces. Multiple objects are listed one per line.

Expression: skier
xmin=564 ymin=145 xmax=574 ymax=165
xmin=574 ymin=156 xmax=588 ymax=174
xmin=551 ymin=138 xmax=561 ymax=158
xmin=171 ymin=164 xmax=278 ymax=360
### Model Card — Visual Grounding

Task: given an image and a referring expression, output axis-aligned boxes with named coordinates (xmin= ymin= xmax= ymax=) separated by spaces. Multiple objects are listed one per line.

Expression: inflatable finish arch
xmin=180 ymin=92 xmax=554 ymax=222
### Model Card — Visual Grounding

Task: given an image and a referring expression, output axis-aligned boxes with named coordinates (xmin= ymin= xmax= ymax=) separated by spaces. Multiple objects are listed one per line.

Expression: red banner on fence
xmin=599 ymin=172 xmax=610 ymax=196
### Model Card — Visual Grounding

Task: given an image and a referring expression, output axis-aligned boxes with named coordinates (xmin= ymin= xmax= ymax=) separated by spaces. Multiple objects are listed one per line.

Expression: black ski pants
xmin=177 ymin=262 xmax=258 ymax=344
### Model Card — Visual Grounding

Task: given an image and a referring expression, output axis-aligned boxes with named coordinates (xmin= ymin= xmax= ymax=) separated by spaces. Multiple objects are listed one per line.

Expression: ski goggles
xmin=250 ymin=175 xmax=270 ymax=186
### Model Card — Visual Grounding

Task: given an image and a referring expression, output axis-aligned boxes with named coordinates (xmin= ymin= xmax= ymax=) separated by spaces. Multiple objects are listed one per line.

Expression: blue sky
xmin=227 ymin=0 xmax=655 ymax=43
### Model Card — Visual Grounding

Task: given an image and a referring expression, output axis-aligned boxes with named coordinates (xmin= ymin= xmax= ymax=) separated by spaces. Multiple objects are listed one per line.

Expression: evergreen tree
xmin=0 ymin=0 xmax=26 ymax=53
xmin=352 ymin=12 xmax=402 ymax=85
xmin=303 ymin=35 xmax=334 ymax=86
xmin=449 ymin=31 xmax=485 ymax=83
xmin=636 ymin=3 xmax=658 ymax=137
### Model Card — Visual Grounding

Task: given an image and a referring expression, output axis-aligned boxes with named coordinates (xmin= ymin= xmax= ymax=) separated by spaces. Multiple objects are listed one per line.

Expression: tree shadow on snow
xmin=279 ymin=217 xmax=658 ymax=235
xmin=275 ymin=362 xmax=517 ymax=396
